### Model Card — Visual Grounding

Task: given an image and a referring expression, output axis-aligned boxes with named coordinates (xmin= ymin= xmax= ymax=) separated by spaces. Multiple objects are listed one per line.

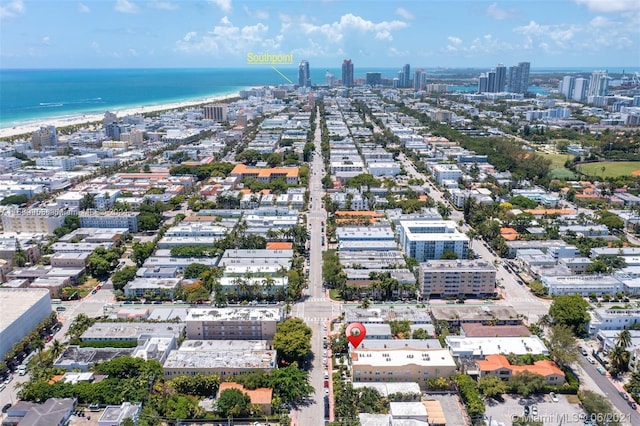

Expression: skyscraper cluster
xmin=366 ymin=72 xmax=382 ymax=86
xmin=559 ymin=70 xmax=608 ymax=102
xmin=478 ymin=64 xmax=506 ymax=93
xmin=478 ymin=62 xmax=530 ymax=94
xmin=396 ymin=64 xmax=411 ymax=88
xmin=342 ymin=59 xmax=354 ymax=87
xmin=414 ymin=69 xmax=427 ymax=91
xmin=298 ymin=60 xmax=311 ymax=88
xmin=507 ymin=62 xmax=530 ymax=94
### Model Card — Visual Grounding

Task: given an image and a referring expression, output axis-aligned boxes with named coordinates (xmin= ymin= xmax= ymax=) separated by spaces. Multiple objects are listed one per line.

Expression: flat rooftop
xmin=352 ymin=348 xmax=456 ymax=368
xmin=344 ymin=306 xmax=432 ymax=324
xmin=352 ymin=382 xmax=421 ymax=398
xmin=186 ymin=307 xmax=282 ymax=322
xmin=81 ymin=322 xmax=185 ymax=340
xmin=445 ymin=336 xmax=549 ymax=356
xmin=356 ymin=339 xmax=442 ymax=350
xmin=0 ymin=288 xmax=50 ymax=334
xmin=430 ymin=305 xmax=520 ymax=322
xmin=164 ymin=346 xmax=276 ymax=370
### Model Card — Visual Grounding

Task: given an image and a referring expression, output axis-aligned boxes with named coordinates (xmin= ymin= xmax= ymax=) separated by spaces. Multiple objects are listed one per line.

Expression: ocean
xmin=0 ymin=66 xmax=625 ymax=129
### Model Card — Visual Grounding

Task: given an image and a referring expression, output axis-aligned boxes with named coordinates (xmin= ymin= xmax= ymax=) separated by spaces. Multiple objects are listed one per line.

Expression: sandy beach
xmin=0 ymin=91 xmax=241 ymax=139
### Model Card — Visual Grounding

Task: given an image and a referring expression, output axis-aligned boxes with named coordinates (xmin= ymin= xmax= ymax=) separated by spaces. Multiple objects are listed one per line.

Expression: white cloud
xmin=41 ymin=36 xmax=51 ymax=45
xmin=486 ymin=3 xmax=513 ymax=20
xmin=78 ymin=2 xmax=91 ymax=13
xmin=375 ymin=31 xmax=392 ymax=41
xmin=1 ymin=0 xmax=25 ymax=19
xmin=209 ymin=0 xmax=232 ymax=13
xmin=175 ymin=16 xmax=276 ymax=57
xmin=513 ymin=18 xmax=635 ymax=53
xmin=442 ymin=33 xmax=513 ymax=55
xmin=183 ymin=31 xmax=197 ymax=42
xmin=129 ymin=48 xmax=139 ymax=56
xmin=447 ymin=36 xmax=462 ymax=45
xmin=242 ymin=5 xmax=268 ymax=20
xmin=301 ymin=13 xmax=408 ymax=45
xmin=395 ymin=7 xmax=414 ymax=20
xmin=148 ymin=1 xmax=177 ymax=10
xmin=574 ymin=0 xmax=640 ymax=13
xmin=91 ymin=42 xmax=101 ymax=53
xmin=115 ymin=0 xmax=139 ymax=13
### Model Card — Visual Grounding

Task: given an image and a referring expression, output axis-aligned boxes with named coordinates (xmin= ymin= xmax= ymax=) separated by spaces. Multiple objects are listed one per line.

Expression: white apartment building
xmin=540 ymin=274 xmax=623 ymax=296
xmin=35 ymin=156 xmax=79 ymax=171
xmin=589 ymin=308 xmax=640 ymax=336
xmin=351 ymin=348 xmax=457 ymax=386
xmin=418 ymin=259 xmax=496 ymax=298
xmin=397 ymin=220 xmax=469 ymax=262
xmin=1 ymin=208 xmax=70 ymax=234
xmin=432 ymin=164 xmax=462 ymax=185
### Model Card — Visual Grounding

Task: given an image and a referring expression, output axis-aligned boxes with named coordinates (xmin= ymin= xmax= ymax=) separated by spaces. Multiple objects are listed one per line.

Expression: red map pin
xmin=346 ymin=322 xmax=366 ymax=348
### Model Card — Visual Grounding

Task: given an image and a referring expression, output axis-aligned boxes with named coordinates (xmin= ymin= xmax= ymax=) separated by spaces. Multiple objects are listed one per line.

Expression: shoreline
xmin=0 ymin=90 xmax=243 ymax=139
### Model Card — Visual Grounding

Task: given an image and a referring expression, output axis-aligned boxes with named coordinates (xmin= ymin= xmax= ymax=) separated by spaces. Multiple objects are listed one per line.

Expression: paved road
xmin=292 ymin=108 xmax=337 ymax=426
xmin=576 ymin=356 xmax=639 ymax=426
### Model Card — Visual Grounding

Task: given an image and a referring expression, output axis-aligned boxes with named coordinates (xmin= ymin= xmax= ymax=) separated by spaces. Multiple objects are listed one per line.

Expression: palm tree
xmin=616 ymin=329 xmax=632 ymax=349
xmin=50 ymin=339 xmax=63 ymax=360
xmin=609 ymin=344 xmax=630 ymax=377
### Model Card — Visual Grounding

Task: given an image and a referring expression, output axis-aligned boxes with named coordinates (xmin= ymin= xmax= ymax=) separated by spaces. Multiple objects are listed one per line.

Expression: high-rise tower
xmin=507 ymin=62 xmax=530 ymax=94
xmin=402 ymin=64 xmax=411 ymax=88
xmin=342 ymin=59 xmax=354 ymax=87
xmin=298 ymin=60 xmax=311 ymax=88
xmin=588 ymin=70 xmax=608 ymax=97
xmin=414 ymin=69 xmax=426 ymax=90
xmin=494 ymin=64 xmax=507 ymax=93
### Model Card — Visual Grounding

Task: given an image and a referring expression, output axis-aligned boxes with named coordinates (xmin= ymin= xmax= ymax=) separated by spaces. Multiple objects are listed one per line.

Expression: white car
xmin=586 ymin=356 xmax=596 ymax=364
xmin=549 ymin=392 xmax=559 ymax=402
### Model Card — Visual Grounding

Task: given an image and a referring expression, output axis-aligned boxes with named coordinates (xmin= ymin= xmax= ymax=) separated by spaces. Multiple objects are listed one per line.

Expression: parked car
xmin=586 ymin=356 xmax=596 ymax=364
xmin=630 ymin=401 xmax=638 ymax=410
xmin=581 ymin=347 xmax=588 ymax=356
xmin=622 ymin=392 xmax=630 ymax=400
xmin=597 ymin=367 xmax=606 ymax=375
xmin=2 ymin=403 xmax=11 ymax=413
xmin=531 ymin=405 xmax=538 ymax=416
xmin=549 ymin=392 xmax=559 ymax=402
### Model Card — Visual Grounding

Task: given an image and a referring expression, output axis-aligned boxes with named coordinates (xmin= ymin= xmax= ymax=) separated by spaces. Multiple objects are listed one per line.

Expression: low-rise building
xmin=185 ymin=307 xmax=282 ymax=340
xmin=430 ymin=305 xmax=521 ymax=327
xmin=589 ymin=308 xmax=640 ymax=336
xmin=418 ymin=259 xmax=496 ymax=298
xmin=123 ymin=277 xmax=182 ymax=298
xmin=81 ymin=322 xmax=185 ymax=342
xmin=351 ymin=348 xmax=457 ymax=386
xmin=79 ymin=211 xmax=139 ymax=233
xmin=476 ymin=354 xmax=564 ymax=385
xmin=98 ymin=402 xmax=141 ymax=426
xmin=445 ymin=336 xmax=549 ymax=358
xmin=540 ymin=274 xmax=623 ymax=296
xmin=163 ymin=339 xmax=276 ymax=379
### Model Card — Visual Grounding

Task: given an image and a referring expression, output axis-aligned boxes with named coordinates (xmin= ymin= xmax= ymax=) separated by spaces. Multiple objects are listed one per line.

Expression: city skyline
xmin=0 ymin=0 xmax=639 ymax=69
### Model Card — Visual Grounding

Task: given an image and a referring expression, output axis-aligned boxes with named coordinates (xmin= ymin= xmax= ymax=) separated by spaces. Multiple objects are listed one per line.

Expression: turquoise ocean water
xmin=0 ymin=66 xmax=609 ymax=129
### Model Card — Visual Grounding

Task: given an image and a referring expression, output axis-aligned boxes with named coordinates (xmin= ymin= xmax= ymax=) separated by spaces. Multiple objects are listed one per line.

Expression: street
xmin=291 ymin=108 xmax=338 ymax=426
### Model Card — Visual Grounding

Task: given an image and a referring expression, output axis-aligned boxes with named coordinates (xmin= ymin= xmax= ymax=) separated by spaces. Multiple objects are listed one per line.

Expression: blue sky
xmin=1 ymin=0 xmax=639 ymax=69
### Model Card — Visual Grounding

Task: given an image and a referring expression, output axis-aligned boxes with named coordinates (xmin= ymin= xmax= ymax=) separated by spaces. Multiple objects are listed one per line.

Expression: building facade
xmin=418 ymin=260 xmax=496 ymax=298
xmin=185 ymin=307 xmax=283 ymax=340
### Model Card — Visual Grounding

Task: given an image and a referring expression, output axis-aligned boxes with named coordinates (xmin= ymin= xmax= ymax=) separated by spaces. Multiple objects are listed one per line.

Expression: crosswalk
xmin=305 ymin=297 xmax=327 ymax=302
xmin=304 ymin=317 xmax=330 ymax=323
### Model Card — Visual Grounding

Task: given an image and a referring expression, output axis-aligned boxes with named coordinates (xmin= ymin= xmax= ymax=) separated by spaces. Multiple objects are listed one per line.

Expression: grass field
xmin=540 ymin=153 xmax=578 ymax=179
xmin=577 ymin=161 xmax=640 ymax=178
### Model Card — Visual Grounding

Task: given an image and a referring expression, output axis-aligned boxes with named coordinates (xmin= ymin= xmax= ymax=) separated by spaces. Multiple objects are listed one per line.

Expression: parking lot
xmin=484 ymin=394 xmax=587 ymax=426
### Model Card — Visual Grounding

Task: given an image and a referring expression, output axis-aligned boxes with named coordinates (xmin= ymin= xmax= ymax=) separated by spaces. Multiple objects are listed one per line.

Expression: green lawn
xmin=577 ymin=161 xmax=640 ymax=178
xmin=539 ymin=153 xmax=578 ymax=179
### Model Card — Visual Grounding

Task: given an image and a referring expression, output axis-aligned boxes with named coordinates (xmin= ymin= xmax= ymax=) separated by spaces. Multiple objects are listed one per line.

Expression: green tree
xmin=477 ymin=375 xmax=507 ymax=399
xmin=578 ymin=390 xmax=622 ymax=426
xmin=549 ymin=294 xmax=590 ymax=337
xmin=617 ymin=329 xmax=632 ymax=349
xmin=1 ymin=194 xmax=28 ymax=205
xmin=183 ymin=263 xmax=209 ymax=279
xmin=508 ymin=371 xmax=547 ymax=396
xmin=217 ymin=388 xmax=251 ymax=418
xmin=609 ymin=344 xmax=630 ymax=377
xmin=411 ymin=328 xmax=430 ymax=339
xmin=269 ymin=364 xmax=314 ymax=404
xmin=111 ymin=266 xmax=138 ymax=291
xmin=547 ymin=324 xmax=579 ymax=367
xmin=273 ymin=318 xmax=312 ymax=365
xmin=132 ymin=241 xmax=155 ymax=267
